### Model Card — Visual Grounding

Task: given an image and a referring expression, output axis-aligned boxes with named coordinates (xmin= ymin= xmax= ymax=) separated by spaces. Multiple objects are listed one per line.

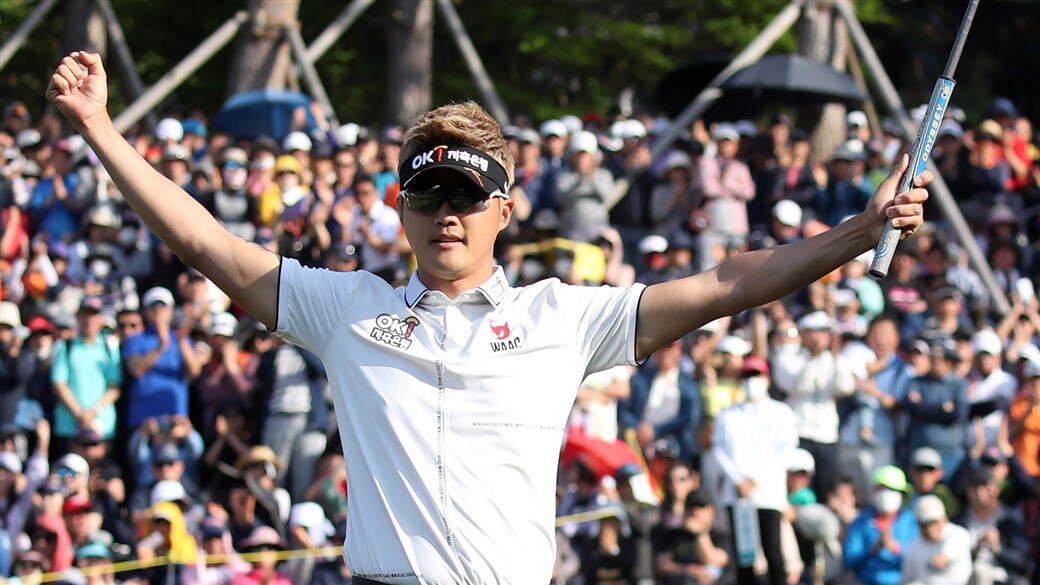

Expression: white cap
xmin=336 ymin=123 xmax=361 ymax=146
xmin=56 ymin=453 xmax=90 ymax=476
xmin=772 ymin=200 xmax=803 ymax=227
xmin=734 ymin=119 xmax=758 ymax=137
xmin=938 ymin=119 xmax=964 ymax=139
xmin=619 ymin=119 xmax=647 ymax=140
xmin=638 ymin=234 xmax=668 ymax=255
xmin=846 ymin=110 xmax=868 ymax=129
xmin=289 ymin=501 xmax=327 ymax=529
xmin=210 ymin=312 xmax=239 ymax=338
xmin=156 ymin=118 xmax=184 ymax=142
xmin=1024 ymin=360 xmax=1040 ymax=379
xmin=142 ymin=287 xmax=175 ymax=308
xmin=970 ymin=329 xmax=1002 ymax=356
xmin=283 ymin=131 xmax=312 ymax=153
xmin=569 ymin=130 xmax=599 ymax=154
xmin=787 ymin=448 xmax=816 ymax=473
xmin=15 ymin=129 xmax=41 ymax=149
xmin=1019 ymin=343 xmax=1040 ymax=366
xmin=833 ymin=288 xmax=858 ymax=307
xmin=717 ymin=335 xmax=752 ymax=356
xmin=914 ymin=494 xmax=946 ymax=523
xmin=0 ymin=451 xmax=22 ymax=474
xmin=150 ymin=479 xmax=188 ymax=506
xmin=712 ymin=123 xmax=740 ymax=143
xmin=561 ymin=115 xmax=583 ymax=136
xmin=539 ymin=119 xmax=568 ymax=138
xmin=0 ymin=301 xmax=22 ymax=329
xmin=662 ymin=151 xmax=691 ymax=172
xmin=797 ymin=311 xmax=832 ymax=331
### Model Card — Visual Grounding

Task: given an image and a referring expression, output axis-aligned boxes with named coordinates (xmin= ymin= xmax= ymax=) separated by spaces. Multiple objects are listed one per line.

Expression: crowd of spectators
xmin=0 ymin=91 xmax=1039 ymax=585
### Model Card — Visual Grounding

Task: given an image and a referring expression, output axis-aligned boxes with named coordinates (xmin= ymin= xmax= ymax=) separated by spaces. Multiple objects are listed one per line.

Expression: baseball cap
xmin=27 ymin=315 xmax=57 ymax=336
xmin=56 ymin=453 xmax=90 ymax=476
xmin=717 ymin=335 xmax=752 ymax=357
xmin=991 ymin=97 xmax=1017 ymax=118
xmin=16 ymin=129 xmax=42 ymax=149
xmin=53 ymin=568 xmax=88 ymax=585
xmin=934 ymin=287 xmax=963 ymax=304
xmin=0 ymin=451 xmax=22 ymax=474
xmin=200 ymin=518 xmax=228 ymax=540
xmin=221 ymin=147 xmax=248 ymax=167
xmin=282 ymin=131 xmax=312 ymax=153
xmin=153 ymin=442 xmax=181 ymax=465
xmin=181 ymin=118 xmax=206 ymax=138
xmin=209 ymin=312 xmax=238 ymax=338
xmin=831 ymin=145 xmax=863 ymax=162
xmin=4 ymin=100 xmax=30 ymax=120
xmin=833 ymin=288 xmax=858 ymax=308
xmin=517 ymin=128 xmax=542 ymax=147
xmin=150 ymin=479 xmax=189 ymax=506
xmin=328 ymin=242 xmax=358 ymax=262
xmin=142 ymin=287 xmax=175 ymax=308
xmin=236 ymin=445 xmax=281 ymax=471
xmin=734 ymin=119 xmax=757 ymax=138
xmin=73 ymin=427 xmax=102 ymax=444
xmin=871 ymin=465 xmax=908 ymax=492
xmin=539 ymin=119 xmax=568 ymax=138
xmin=772 ymin=200 xmax=802 ymax=227
xmin=968 ymin=466 xmax=997 ymax=486
xmin=797 ymin=311 xmax=832 ymax=331
xmin=161 ymin=144 xmax=189 ymax=162
xmin=569 ymin=130 xmax=599 ymax=154
xmin=0 ymin=301 xmax=22 ymax=328
xmin=787 ymin=448 xmax=815 ymax=473
xmin=741 ymin=356 xmax=770 ymax=377
xmin=977 ymin=119 xmax=1004 ymax=141
xmin=74 ymin=540 xmax=111 ymax=561
xmin=684 ymin=489 xmax=713 ymax=509
xmin=62 ymin=494 xmax=93 ymax=515
xmin=336 ymin=123 xmax=361 ymax=146
xmin=938 ymin=119 xmax=964 ymax=139
xmin=914 ymin=495 xmax=946 ymax=523
xmin=399 ymin=145 xmax=510 ymax=197
xmin=846 ymin=110 xmax=868 ymax=129
xmin=668 ymin=231 xmax=696 ymax=252
xmin=661 ymin=150 xmax=691 ymax=172
xmin=910 ymin=447 xmax=943 ymax=469
xmin=638 ymin=234 xmax=668 ymax=255
xmin=156 ymin=118 xmax=184 ymax=142
xmin=970 ymin=329 xmax=1002 ymax=356
xmin=1024 ymin=360 xmax=1040 ymax=379
xmin=240 ymin=526 xmax=286 ymax=550
xmin=78 ymin=296 xmax=103 ymax=314
xmin=379 ymin=126 xmax=404 ymax=145
xmin=712 ymin=123 xmax=740 ymax=143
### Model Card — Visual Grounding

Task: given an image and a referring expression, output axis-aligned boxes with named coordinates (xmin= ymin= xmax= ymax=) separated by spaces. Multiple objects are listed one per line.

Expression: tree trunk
xmin=226 ymin=0 xmax=300 ymax=97
xmin=798 ymin=2 xmax=848 ymax=165
xmin=385 ymin=0 xmax=433 ymax=127
xmin=62 ymin=0 xmax=106 ymax=57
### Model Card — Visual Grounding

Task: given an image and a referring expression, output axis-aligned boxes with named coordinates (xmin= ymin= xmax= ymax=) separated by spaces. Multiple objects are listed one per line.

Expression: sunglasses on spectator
xmin=57 ymin=468 xmax=80 ymax=479
xmin=401 ymin=186 xmax=507 ymax=216
xmin=913 ymin=466 xmax=938 ymax=472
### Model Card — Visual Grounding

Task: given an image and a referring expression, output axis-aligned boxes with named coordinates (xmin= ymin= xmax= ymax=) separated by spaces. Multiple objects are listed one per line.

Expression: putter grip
xmin=868 ymin=77 xmax=956 ymax=279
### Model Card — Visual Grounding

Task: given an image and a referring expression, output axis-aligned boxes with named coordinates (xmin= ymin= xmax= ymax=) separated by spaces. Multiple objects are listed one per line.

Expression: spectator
xmin=72 ymin=539 xmax=115 ymax=585
xmin=712 ymin=356 xmax=798 ymax=585
xmin=345 ymin=174 xmax=400 ymax=282
xmin=62 ymin=494 xmax=104 ymax=550
xmin=908 ymin=447 xmax=961 ymax=519
xmin=620 ymin=339 xmax=701 ymax=460
xmin=196 ymin=312 xmax=256 ymax=434
xmin=966 ymin=329 xmax=1017 ymax=459
xmin=904 ymin=338 xmax=969 ymax=478
xmin=814 ymin=146 xmax=873 ymax=227
xmin=700 ymin=124 xmax=755 ymax=270
xmin=137 ymin=501 xmax=198 ymax=584
xmin=842 ymin=466 xmax=918 ymax=585
xmin=54 ymin=453 xmax=90 ymax=500
xmin=776 ymin=130 xmax=818 ymax=209
xmin=28 ymin=512 xmax=74 ymax=572
xmin=302 ymin=448 xmax=347 ymax=526
xmin=9 ymin=550 xmax=50 ymax=584
xmin=306 ymin=522 xmax=351 ymax=585
xmin=128 ymin=428 xmax=203 ymax=521
xmin=235 ymin=446 xmax=291 ymax=532
xmin=649 ymin=150 xmax=698 ymax=239
xmin=570 ymin=364 xmax=631 ymax=443
xmin=122 ymin=286 xmax=202 ymax=431
xmin=0 ymin=419 xmax=49 ymax=542
xmin=203 ymin=147 xmax=256 ymax=243
xmin=221 ymin=479 xmax=267 ymax=551
xmin=953 ymin=466 xmax=1033 ymax=585
xmin=181 ymin=518 xmax=250 ymax=585
xmin=201 ymin=399 xmax=255 ymax=488
xmin=772 ymin=310 xmax=854 ymax=498
xmin=902 ymin=495 xmax=972 ymax=585
xmin=50 ymin=296 xmax=121 ymax=452
xmin=0 ymin=301 xmax=34 ymax=430
xmin=653 ymin=489 xmax=729 ymax=585
xmin=555 ymin=130 xmax=615 ymax=243
xmin=284 ymin=502 xmax=334 ymax=584
xmin=231 ymin=526 xmax=291 ymax=585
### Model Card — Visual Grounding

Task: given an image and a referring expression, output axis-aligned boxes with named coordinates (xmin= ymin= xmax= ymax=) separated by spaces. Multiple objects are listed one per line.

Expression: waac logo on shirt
xmin=371 ymin=314 xmax=420 ymax=349
xmin=489 ymin=319 xmax=522 ymax=352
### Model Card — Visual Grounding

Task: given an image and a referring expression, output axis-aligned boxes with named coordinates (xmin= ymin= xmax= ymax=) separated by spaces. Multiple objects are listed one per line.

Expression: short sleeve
xmin=556 ymin=282 xmax=646 ymax=376
xmin=275 ymin=257 xmax=363 ymax=355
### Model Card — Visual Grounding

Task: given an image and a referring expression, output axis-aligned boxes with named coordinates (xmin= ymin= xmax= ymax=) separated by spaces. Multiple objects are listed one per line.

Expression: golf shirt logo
xmin=489 ymin=319 xmax=523 ymax=352
xmin=371 ymin=313 xmax=420 ymax=349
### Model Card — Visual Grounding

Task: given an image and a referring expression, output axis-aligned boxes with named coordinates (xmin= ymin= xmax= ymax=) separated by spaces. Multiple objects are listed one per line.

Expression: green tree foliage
xmin=2 ymin=0 xmax=1036 ymax=128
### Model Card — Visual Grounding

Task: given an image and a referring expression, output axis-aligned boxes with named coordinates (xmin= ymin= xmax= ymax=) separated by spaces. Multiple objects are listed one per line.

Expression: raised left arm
xmin=636 ymin=155 xmax=929 ymax=360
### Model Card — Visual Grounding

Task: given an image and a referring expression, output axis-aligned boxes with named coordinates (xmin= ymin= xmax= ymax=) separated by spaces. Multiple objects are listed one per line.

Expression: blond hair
xmin=400 ymin=102 xmax=514 ymax=187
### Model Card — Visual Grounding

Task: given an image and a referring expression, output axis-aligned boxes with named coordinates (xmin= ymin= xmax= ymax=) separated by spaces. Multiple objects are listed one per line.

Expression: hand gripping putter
xmin=869 ymin=0 xmax=980 ymax=279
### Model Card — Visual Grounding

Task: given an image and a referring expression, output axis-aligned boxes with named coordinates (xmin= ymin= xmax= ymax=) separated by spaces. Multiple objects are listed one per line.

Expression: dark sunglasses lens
xmin=405 ymin=189 xmax=487 ymax=215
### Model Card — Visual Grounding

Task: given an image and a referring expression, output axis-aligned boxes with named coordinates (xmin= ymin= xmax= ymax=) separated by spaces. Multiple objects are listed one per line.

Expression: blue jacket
xmin=843 ymin=507 xmax=919 ymax=585
xmin=618 ymin=364 xmax=700 ymax=458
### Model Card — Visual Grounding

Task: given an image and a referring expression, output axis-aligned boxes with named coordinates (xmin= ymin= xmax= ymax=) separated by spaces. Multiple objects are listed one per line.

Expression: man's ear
xmin=498 ymin=198 xmax=515 ymax=231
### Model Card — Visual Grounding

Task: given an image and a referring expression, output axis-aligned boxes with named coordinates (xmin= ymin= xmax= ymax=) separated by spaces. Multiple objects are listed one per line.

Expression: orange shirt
xmin=1009 ymin=392 xmax=1040 ymax=476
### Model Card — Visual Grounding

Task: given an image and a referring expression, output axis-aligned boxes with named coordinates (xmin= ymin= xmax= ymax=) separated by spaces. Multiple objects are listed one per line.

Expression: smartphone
xmin=1016 ymin=277 xmax=1035 ymax=306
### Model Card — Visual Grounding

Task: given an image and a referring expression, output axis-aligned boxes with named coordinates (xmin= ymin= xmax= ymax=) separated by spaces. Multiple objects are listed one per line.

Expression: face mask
xmin=872 ymin=489 xmax=903 ymax=514
xmin=90 ymin=259 xmax=112 ymax=279
xmin=117 ymin=227 xmax=137 ymax=247
xmin=278 ymin=174 xmax=301 ymax=192
xmin=742 ymin=376 xmax=770 ymax=403
xmin=222 ymin=167 xmax=247 ymax=190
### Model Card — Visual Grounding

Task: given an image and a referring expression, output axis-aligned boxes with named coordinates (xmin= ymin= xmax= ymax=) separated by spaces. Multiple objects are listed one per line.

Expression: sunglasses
xmin=401 ymin=187 xmax=506 ymax=216
xmin=57 ymin=468 xmax=80 ymax=479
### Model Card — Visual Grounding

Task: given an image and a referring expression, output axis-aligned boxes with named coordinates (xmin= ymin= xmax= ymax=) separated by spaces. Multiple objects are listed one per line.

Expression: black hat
xmin=399 ymin=145 xmax=510 ymax=196
xmin=152 ymin=442 xmax=181 ymax=465
xmin=328 ymin=242 xmax=358 ymax=262
xmin=684 ymin=489 xmax=712 ymax=509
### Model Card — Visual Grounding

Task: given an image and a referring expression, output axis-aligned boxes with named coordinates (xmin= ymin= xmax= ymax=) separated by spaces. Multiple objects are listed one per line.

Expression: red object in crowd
xmin=560 ymin=429 xmax=639 ymax=481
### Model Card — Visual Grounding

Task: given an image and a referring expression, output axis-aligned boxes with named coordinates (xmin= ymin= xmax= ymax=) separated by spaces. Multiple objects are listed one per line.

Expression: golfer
xmin=47 ymin=52 xmax=929 ymax=584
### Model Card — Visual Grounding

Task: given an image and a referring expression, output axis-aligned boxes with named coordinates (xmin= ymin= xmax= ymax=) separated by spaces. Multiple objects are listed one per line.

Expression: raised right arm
xmin=47 ymin=52 xmax=279 ymax=328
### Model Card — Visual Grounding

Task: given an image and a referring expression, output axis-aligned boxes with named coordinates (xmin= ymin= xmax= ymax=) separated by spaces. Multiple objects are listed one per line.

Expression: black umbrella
xmin=720 ymin=54 xmax=868 ymax=105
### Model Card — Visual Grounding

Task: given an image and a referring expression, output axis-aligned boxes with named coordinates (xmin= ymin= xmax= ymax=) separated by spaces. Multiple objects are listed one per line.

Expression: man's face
xmin=920 ymin=517 xmax=945 ymax=542
xmin=399 ymin=169 xmax=513 ymax=289
xmin=867 ymin=320 xmax=898 ymax=356
xmin=976 ymin=352 xmax=999 ymax=375
xmin=910 ymin=464 xmax=942 ymax=492
xmin=153 ymin=459 xmax=184 ymax=481
xmin=355 ymin=180 xmax=379 ymax=214
xmin=77 ymin=310 xmax=103 ymax=337
xmin=334 ymin=153 xmax=356 ymax=183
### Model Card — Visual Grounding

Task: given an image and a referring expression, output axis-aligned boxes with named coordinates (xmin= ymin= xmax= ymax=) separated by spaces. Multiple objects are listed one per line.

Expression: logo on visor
xmin=411 ymin=145 xmax=493 ymax=174
xmin=370 ymin=314 xmax=420 ymax=349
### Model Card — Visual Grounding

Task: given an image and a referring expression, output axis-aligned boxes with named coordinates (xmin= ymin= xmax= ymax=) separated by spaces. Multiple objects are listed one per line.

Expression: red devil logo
xmin=489 ymin=320 xmax=510 ymax=340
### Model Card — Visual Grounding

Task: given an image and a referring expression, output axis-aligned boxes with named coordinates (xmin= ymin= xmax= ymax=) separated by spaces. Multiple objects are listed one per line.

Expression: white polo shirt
xmin=275 ymin=258 xmax=645 ymax=584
